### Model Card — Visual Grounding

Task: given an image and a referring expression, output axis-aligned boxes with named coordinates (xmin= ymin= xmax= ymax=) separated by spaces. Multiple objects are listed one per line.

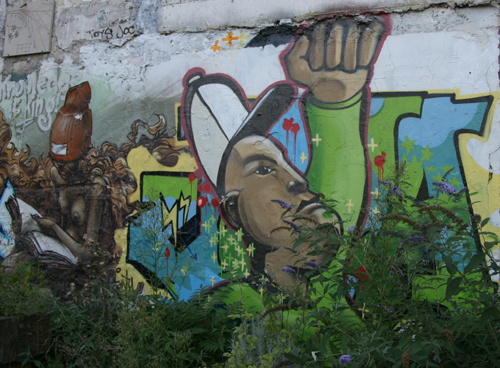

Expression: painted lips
xmin=295 ymin=196 xmax=323 ymax=215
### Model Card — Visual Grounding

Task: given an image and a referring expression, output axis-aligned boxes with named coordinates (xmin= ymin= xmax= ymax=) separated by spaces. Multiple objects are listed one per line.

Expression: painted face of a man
xmin=224 ymin=135 xmax=339 ymax=258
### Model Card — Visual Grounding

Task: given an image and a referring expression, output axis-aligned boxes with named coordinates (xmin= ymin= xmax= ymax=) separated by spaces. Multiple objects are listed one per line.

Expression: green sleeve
xmin=305 ymin=92 xmax=366 ymax=230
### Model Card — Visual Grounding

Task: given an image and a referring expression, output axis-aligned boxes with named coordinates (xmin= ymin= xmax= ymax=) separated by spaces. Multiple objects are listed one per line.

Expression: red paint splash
xmin=203 ymin=182 xmax=211 ymax=193
xmin=283 ymin=118 xmax=293 ymax=146
xmin=165 ymin=247 xmax=171 ymax=280
xmin=374 ymin=152 xmax=386 ymax=182
xmin=197 ymin=196 xmax=208 ymax=208
xmin=198 ymin=181 xmax=211 ymax=194
xmin=211 ymin=198 xmax=220 ymax=217
xmin=291 ymin=123 xmax=300 ymax=163
xmin=189 ymin=173 xmax=196 ymax=196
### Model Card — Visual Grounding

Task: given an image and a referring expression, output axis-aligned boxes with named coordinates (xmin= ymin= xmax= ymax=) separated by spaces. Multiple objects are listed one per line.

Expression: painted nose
xmin=287 ymin=178 xmax=308 ymax=195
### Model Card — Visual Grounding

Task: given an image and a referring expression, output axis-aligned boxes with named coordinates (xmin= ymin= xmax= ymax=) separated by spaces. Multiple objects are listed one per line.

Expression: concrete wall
xmin=0 ymin=0 xmax=499 ymax=301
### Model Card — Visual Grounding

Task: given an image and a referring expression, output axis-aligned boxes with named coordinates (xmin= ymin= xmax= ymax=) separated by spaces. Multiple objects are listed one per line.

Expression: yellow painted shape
xmin=459 ymin=133 xmax=500 ymax=248
xmin=457 ymin=90 xmax=500 ymax=251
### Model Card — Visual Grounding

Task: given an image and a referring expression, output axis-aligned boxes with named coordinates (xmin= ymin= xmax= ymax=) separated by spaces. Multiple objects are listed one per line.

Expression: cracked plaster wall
xmin=0 ymin=1 xmax=498 ymax=155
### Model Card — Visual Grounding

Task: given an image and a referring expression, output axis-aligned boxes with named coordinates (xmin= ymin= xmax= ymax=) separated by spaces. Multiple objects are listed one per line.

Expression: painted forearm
xmin=50 ymin=223 xmax=83 ymax=257
xmin=305 ymin=91 xmax=367 ymax=229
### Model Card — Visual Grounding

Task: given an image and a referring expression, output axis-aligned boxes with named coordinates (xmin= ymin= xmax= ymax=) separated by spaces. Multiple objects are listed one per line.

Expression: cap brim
xmin=183 ymin=71 xmax=295 ymax=195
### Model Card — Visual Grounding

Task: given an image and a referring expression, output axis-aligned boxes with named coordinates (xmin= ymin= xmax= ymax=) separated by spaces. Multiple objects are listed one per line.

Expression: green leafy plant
xmin=22 ymin=223 xmax=233 ymax=367
xmin=43 ymin=241 xmax=123 ymax=367
xmin=223 ymin=305 xmax=303 ymax=368
xmin=0 ymin=261 xmax=50 ymax=317
xmin=281 ymin=165 xmax=500 ymax=367
xmin=115 ymin=288 xmax=234 ymax=368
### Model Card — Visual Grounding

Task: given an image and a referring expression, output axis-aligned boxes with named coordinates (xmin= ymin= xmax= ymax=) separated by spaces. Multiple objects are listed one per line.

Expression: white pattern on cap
xmin=190 ymin=82 xmax=248 ymax=184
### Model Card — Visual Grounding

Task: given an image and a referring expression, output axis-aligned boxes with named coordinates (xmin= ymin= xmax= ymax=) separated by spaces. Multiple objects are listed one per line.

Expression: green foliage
xmin=115 ymin=291 xmax=234 ymax=368
xmin=0 ymin=261 xmax=50 ymax=317
xmin=18 ymin=241 xmax=233 ymax=368
xmin=282 ymin=165 xmax=500 ymax=367
xmin=44 ymin=244 xmax=124 ymax=367
xmin=13 ymin=171 xmax=500 ymax=367
xmin=223 ymin=308 xmax=302 ymax=368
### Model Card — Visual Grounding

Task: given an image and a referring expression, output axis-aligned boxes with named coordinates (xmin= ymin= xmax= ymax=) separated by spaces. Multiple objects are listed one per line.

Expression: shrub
xmin=223 ymin=306 xmax=303 ymax=368
xmin=0 ymin=261 xmax=50 ymax=317
xmin=21 ymin=242 xmax=233 ymax=367
xmin=282 ymin=166 xmax=500 ymax=367
xmin=115 ymin=291 xmax=234 ymax=368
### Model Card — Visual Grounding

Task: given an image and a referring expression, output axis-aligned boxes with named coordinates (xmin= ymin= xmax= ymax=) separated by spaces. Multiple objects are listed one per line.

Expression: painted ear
xmin=220 ymin=190 xmax=242 ymax=230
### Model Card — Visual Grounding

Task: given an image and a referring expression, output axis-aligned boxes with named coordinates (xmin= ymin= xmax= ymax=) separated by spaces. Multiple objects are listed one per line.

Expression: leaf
xmin=477 ymin=307 xmax=500 ymax=326
xmin=488 ymin=352 xmax=500 ymax=365
xmin=481 ymin=217 xmax=490 ymax=228
xmin=445 ymin=277 xmax=462 ymax=300
xmin=283 ymin=352 xmax=306 ymax=365
xmin=442 ymin=255 xmax=456 ymax=276
xmin=464 ymin=253 xmax=485 ymax=273
xmin=483 ymin=241 xmax=499 ymax=250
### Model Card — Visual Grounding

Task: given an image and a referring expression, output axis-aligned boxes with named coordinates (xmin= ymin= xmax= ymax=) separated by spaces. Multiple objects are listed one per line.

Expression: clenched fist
xmin=284 ymin=17 xmax=386 ymax=103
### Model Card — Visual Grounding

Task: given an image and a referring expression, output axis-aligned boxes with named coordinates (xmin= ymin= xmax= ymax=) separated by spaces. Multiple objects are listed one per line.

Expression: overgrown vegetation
xmin=4 ymin=165 xmax=500 ymax=367
xmin=221 ymin=304 xmax=303 ymax=368
xmin=13 ymin=243 xmax=232 ymax=368
xmin=279 ymin=164 xmax=500 ymax=367
xmin=0 ymin=261 xmax=50 ymax=317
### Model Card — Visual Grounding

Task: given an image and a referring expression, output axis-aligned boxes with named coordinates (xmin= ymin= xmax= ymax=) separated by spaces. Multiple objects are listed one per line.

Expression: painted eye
xmin=254 ymin=166 xmax=274 ymax=175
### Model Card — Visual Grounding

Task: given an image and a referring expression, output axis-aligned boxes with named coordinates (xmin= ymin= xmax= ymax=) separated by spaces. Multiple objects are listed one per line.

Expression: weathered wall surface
xmin=0 ymin=0 xmax=499 ymax=302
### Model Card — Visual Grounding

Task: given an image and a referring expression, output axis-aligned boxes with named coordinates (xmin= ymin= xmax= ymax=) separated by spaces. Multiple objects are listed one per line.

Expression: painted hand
xmin=284 ymin=17 xmax=386 ymax=103
xmin=31 ymin=214 xmax=56 ymax=229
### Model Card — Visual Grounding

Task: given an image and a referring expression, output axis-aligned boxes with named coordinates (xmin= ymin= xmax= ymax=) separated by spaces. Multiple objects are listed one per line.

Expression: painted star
xmin=449 ymin=177 xmax=462 ymax=188
xmin=401 ymin=136 xmax=416 ymax=156
xmin=426 ymin=165 xmax=437 ymax=174
xmin=420 ymin=146 xmax=434 ymax=162
xmin=432 ymin=172 xmax=443 ymax=182
xmin=441 ymin=164 xmax=454 ymax=173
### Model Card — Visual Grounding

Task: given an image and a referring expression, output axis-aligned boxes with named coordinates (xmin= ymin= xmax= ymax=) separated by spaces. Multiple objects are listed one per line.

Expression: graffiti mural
xmin=0 ymin=14 xmax=499 ymax=305
xmin=0 ymin=81 xmax=186 ymax=295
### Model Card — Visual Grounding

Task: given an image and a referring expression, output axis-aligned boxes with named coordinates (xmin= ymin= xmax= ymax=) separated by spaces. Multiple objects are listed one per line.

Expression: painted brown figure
xmin=185 ymin=17 xmax=387 ymax=289
xmin=32 ymin=82 xmax=127 ymax=264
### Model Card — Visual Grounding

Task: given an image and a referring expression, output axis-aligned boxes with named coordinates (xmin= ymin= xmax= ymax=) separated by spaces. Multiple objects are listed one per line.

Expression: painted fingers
xmin=285 ymin=17 xmax=386 ymax=103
